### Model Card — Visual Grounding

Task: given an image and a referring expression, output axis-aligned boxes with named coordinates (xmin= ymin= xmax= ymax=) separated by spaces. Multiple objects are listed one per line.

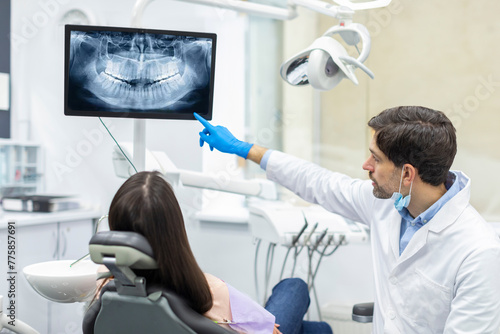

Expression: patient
xmin=97 ymin=171 xmax=332 ymax=334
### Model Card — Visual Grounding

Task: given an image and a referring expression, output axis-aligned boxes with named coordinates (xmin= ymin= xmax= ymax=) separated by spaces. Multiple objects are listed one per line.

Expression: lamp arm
xmin=131 ymin=0 xmax=155 ymax=27
xmin=322 ymin=23 xmax=371 ymax=63
xmin=338 ymin=56 xmax=375 ymax=79
xmin=132 ymin=0 xmax=392 ymax=22
xmin=176 ymin=169 xmax=278 ymax=200
xmin=333 ymin=0 xmax=392 ymax=11
xmin=181 ymin=0 xmax=298 ymax=20
xmin=291 ymin=0 xmax=354 ymax=19
xmin=132 ymin=0 xmax=297 ymax=21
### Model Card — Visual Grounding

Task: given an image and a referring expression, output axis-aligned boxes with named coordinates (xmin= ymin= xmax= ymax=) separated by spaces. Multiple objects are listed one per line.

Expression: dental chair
xmin=82 ymin=231 xmax=236 ymax=334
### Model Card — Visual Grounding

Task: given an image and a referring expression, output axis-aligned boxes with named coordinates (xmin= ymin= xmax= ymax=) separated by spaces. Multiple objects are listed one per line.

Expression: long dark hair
xmin=107 ymin=171 xmax=212 ymax=314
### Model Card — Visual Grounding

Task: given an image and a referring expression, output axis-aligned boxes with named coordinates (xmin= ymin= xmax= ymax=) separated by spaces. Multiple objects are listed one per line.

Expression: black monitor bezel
xmin=64 ymin=24 xmax=216 ymax=121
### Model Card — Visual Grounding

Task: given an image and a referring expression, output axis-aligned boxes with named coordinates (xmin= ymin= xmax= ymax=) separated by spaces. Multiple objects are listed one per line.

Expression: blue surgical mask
xmin=392 ymin=168 xmax=413 ymax=211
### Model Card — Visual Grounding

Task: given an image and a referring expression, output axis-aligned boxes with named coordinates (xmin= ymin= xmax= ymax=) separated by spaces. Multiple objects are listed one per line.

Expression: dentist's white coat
xmin=266 ymin=151 xmax=500 ymax=334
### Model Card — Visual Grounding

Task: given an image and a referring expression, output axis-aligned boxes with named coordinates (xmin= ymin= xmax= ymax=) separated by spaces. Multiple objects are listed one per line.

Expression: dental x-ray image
xmin=65 ymin=25 xmax=216 ymax=120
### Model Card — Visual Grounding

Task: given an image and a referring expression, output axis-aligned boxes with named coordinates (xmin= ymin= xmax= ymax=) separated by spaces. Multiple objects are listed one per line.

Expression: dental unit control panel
xmin=248 ymin=200 xmax=368 ymax=247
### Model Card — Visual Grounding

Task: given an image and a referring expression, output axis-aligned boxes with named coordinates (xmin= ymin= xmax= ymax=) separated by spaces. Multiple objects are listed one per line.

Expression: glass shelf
xmin=0 ymin=141 xmax=43 ymax=197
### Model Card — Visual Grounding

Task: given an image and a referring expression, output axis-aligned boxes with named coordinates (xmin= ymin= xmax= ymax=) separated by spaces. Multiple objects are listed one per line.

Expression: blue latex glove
xmin=194 ymin=112 xmax=253 ymax=159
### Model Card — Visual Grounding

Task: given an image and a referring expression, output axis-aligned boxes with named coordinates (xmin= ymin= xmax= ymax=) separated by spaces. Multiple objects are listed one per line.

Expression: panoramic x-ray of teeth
xmin=68 ymin=30 xmax=213 ymax=113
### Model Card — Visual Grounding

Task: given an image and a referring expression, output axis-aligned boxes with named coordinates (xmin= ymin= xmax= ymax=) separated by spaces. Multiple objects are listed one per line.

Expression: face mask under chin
xmin=392 ymin=167 xmax=413 ymax=211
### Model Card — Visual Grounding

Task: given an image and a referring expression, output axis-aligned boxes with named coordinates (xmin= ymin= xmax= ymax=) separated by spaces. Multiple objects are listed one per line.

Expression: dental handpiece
xmin=325 ymin=235 xmax=334 ymax=247
xmin=303 ymin=222 xmax=319 ymax=246
xmin=292 ymin=212 xmax=310 ymax=246
xmin=292 ymin=220 xmax=309 ymax=246
xmin=312 ymin=228 xmax=328 ymax=252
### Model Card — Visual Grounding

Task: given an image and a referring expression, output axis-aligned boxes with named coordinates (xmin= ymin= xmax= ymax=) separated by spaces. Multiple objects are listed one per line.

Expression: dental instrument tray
xmin=1 ymin=195 xmax=80 ymax=212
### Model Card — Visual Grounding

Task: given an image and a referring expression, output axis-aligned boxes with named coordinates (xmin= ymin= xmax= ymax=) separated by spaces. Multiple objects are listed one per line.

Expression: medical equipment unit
xmin=248 ymin=200 xmax=367 ymax=246
xmin=247 ymin=199 xmax=369 ymax=318
xmin=83 ymin=231 xmax=235 ymax=334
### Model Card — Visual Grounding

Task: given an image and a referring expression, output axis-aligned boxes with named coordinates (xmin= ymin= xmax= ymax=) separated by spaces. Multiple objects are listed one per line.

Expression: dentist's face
xmin=362 ymin=135 xmax=400 ymax=199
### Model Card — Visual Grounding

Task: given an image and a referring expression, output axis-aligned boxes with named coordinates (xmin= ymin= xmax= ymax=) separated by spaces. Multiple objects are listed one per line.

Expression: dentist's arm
xmin=247 ymin=144 xmax=268 ymax=165
xmin=194 ymin=112 xmax=268 ymax=164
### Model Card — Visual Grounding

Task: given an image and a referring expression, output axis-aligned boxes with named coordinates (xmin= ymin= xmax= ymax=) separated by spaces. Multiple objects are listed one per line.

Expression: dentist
xmin=195 ymin=106 xmax=500 ymax=333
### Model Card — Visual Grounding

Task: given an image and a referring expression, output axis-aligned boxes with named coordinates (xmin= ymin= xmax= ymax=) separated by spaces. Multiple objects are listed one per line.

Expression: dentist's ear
xmin=401 ymin=164 xmax=417 ymax=186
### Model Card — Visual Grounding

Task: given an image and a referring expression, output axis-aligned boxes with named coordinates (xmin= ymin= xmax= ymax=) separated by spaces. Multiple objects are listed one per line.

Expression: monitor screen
xmin=64 ymin=25 xmax=216 ymax=120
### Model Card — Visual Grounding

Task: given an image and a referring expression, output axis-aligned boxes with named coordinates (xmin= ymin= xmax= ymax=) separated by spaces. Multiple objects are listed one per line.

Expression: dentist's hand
xmin=194 ymin=112 xmax=253 ymax=159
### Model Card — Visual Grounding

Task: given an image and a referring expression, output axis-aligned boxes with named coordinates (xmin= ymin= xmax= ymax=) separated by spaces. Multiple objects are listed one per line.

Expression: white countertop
xmin=0 ymin=208 xmax=102 ymax=229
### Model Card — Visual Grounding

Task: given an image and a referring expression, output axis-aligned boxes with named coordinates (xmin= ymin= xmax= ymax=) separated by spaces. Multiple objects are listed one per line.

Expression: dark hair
xmin=368 ymin=106 xmax=457 ymax=186
xmin=108 ymin=171 xmax=212 ymax=314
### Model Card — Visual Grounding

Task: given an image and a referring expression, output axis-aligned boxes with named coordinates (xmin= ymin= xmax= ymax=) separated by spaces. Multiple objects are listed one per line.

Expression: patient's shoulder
xmin=203 ymin=273 xmax=232 ymax=325
xmin=204 ymin=272 xmax=221 ymax=282
xmin=204 ymin=273 xmax=227 ymax=291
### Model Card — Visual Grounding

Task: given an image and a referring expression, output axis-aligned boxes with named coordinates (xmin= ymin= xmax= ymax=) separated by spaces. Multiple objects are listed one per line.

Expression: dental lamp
xmin=280 ymin=22 xmax=375 ymax=90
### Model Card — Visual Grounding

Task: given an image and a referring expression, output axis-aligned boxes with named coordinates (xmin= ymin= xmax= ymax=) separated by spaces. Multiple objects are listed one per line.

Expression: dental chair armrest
xmin=352 ymin=302 xmax=374 ymax=323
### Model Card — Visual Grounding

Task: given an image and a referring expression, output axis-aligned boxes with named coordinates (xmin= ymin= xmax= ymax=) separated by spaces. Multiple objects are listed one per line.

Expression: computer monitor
xmin=64 ymin=25 xmax=216 ymax=120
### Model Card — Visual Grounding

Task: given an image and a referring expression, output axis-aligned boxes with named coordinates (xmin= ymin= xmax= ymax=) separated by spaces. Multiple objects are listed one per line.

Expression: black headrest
xmin=89 ymin=231 xmax=155 ymax=258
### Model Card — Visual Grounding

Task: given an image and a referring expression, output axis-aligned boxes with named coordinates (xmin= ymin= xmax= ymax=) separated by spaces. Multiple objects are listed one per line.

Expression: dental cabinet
xmin=0 ymin=210 xmax=100 ymax=333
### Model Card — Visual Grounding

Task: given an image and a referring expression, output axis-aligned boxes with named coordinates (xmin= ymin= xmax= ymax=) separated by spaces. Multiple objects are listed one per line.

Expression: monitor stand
xmin=131 ymin=0 xmax=152 ymax=173
xmin=133 ymin=119 xmax=146 ymax=172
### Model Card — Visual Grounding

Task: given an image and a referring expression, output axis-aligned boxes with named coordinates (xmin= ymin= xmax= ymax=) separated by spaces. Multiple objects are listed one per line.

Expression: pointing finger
xmin=194 ymin=112 xmax=215 ymax=130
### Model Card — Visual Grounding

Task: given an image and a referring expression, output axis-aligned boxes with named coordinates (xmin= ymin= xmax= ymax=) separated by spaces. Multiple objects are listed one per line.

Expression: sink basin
xmin=23 ymin=260 xmax=99 ymax=303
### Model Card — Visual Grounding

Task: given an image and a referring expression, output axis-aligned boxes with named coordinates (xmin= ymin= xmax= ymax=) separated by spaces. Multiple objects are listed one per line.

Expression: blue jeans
xmin=264 ymin=278 xmax=333 ymax=334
